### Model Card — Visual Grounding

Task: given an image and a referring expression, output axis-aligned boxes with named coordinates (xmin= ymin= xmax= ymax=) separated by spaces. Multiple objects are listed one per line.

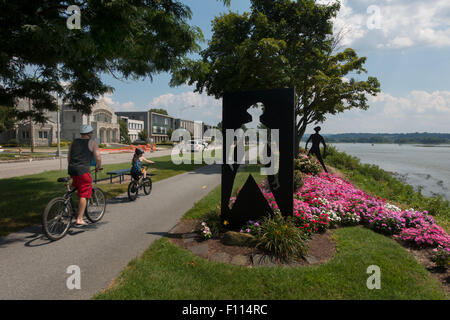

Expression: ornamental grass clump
xmin=256 ymin=215 xmax=308 ymax=262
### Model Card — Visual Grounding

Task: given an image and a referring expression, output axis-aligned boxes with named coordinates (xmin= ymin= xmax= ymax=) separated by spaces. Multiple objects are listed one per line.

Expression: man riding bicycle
xmin=67 ymin=125 xmax=103 ymax=226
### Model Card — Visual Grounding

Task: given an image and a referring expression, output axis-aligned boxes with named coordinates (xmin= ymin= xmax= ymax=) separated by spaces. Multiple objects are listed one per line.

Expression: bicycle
xmin=42 ymin=170 xmax=107 ymax=241
xmin=127 ymin=166 xmax=152 ymax=201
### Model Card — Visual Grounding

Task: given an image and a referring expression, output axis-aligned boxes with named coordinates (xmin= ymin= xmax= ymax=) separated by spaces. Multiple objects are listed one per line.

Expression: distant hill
xmin=301 ymin=133 xmax=450 ymax=144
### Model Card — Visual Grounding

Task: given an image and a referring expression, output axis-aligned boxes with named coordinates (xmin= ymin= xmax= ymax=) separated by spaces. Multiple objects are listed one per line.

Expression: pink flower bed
xmin=231 ymin=173 xmax=450 ymax=254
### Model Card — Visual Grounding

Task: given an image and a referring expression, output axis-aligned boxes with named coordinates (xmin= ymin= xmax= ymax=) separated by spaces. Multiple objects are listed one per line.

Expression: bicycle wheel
xmin=42 ymin=198 xmax=72 ymax=241
xmin=143 ymin=177 xmax=152 ymax=195
xmin=86 ymin=187 xmax=107 ymax=223
xmin=128 ymin=180 xmax=139 ymax=201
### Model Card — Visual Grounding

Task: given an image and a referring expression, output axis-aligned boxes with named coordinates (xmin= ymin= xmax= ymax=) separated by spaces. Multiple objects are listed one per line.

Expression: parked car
xmin=184 ymin=140 xmax=205 ymax=152
xmin=0 ymin=146 xmax=4 ymax=152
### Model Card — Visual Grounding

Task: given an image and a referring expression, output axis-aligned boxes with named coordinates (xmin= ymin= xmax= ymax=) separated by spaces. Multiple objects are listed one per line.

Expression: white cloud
xmin=149 ymin=91 xmax=222 ymax=125
xmin=321 ymin=90 xmax=450 ymax=133
xmin=320 ymin=0 xmax=450 ymax=50
xmin=101 ymin=93 xmax=136 ymax=112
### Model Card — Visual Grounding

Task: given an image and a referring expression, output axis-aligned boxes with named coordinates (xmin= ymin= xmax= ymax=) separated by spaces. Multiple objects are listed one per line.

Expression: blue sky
xmin=102 ymin=0 xmax=450 ymax=134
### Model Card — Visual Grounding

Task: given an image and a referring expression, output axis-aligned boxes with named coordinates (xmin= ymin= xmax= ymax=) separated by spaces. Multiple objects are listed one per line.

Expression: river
xmin=330 ymin=143 xmax=450 ymax=201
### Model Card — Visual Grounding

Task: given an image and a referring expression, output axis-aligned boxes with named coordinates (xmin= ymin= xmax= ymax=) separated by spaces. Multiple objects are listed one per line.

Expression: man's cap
xmin=314 ymin=126 xmax=321 ymax=131
xmin=80 ymin=125 xmax=94 ymax=134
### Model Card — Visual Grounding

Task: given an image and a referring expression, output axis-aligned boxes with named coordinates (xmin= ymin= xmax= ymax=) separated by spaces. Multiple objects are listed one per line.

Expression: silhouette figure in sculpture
xmin=305 ymin=126 xmax=328 ymax=173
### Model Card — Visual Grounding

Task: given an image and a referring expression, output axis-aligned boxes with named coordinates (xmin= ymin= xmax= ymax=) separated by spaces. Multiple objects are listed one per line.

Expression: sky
xmin=102 ymin=0 xmax=450 ymax=134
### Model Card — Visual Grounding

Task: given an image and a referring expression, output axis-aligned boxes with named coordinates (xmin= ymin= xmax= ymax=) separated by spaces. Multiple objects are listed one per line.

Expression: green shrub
xmin=202 ymin=209 xmax=226 ymax=237
xmin=99 ymin=144 xmax=107 ymax=148
xmin=294 ymin=170 xmax=304 ymax=191
xmin=7 ymin=139 xmax=19 ymax=147
xmin=294 ymin=154 xmax=322 ymax=176
xmin=256 ymin=215 xmax=308 ymax=262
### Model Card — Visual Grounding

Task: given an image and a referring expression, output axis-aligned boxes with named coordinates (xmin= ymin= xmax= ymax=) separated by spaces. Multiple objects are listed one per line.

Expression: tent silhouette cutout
xmin=226 ymin=174 xmax=274 ymax=227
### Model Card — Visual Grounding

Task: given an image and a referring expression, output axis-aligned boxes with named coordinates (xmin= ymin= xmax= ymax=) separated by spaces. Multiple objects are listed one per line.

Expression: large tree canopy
xmin=171 ymin=0 xmax=381 ymax=149
xmin=0 ymin=0 xmax=227 ymax=123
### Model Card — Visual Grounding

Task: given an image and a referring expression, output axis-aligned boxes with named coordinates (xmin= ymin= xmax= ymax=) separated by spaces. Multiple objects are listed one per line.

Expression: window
xmin=39 ymin=131 xmax=43 ymax=139
xmin=44 ymin=131 xmax=48 ymax=139
xmin=72 ymin=115 xmax=76 ymax=123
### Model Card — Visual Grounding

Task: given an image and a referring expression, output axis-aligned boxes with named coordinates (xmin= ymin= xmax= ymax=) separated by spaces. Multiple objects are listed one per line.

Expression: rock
xmin=183 ymin=238 xmax=195 ymax=244
xmin=221 ymin=231 xmax=257 ymax=247
xmin=305 ymin=255 xmax=319 ymax=264
xmin=210 ymin=252 xmax=231 ymax=263
xmin=252 ymin=254 xmax=277 ymax=267
xmin=187 ymin=243 xmax=209 ymax=258
xmin=231 ymin=255 xmax=250 ymax=266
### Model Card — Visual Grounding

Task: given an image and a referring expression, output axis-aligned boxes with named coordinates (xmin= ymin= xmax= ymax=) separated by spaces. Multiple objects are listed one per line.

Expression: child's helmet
xmin=135 ymin=148 xmax=144 ymax=155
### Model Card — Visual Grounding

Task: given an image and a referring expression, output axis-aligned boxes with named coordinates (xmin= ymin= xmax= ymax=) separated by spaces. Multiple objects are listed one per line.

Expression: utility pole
xmin=28 ymin=98 xmax=34 ymax=153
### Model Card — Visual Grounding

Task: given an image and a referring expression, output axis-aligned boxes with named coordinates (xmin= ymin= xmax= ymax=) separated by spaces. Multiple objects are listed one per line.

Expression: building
xmin=115 ymin=111 xmax=151 ymax=140
xmin=150 ymin=112 xmax=175 ymax=143
xmin=116 ymin=110 xmax=213 ymax=143
xmin=0 ymin=99 xmax=58 ymax=147
xmin=119 ymin=116 xmax=145 ymax=142
xmin=116 ymin=111 xmax=175 ymax=143
xmin=174 ymin=119 xmax=203 ymax=139
xmin=61 ymin=98 xmax=120 ymax=144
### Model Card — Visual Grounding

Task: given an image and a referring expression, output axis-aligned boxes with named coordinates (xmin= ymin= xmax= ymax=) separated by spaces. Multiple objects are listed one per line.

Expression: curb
xmin=0 ymin=156 xmax=65 ymax=164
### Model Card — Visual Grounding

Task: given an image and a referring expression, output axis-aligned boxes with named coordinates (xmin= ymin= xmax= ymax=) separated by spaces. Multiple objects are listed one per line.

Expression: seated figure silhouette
xmin=305 ymin=126 xmax=328 ymax=173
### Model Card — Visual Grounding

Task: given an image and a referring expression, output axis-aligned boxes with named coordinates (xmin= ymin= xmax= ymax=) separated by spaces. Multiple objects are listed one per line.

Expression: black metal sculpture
xmin=221 ymin=88 xmax=295 ymax=227
xmin=305 ymin=126 xmax=328 ymax=173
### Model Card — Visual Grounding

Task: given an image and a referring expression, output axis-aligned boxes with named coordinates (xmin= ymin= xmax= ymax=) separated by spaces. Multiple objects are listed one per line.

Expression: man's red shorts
xmin=71 ymin=172 xmax=92 ymax=198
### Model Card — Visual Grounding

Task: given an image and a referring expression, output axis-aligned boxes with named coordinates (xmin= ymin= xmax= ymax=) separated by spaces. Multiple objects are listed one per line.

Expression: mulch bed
xmin=395 ymin=240 xmax=450 ymax=294
xmin=167 ymin=219 xmax=336 ymax=268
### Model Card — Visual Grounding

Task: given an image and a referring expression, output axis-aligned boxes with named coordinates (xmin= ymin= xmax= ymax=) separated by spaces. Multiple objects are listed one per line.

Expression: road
xmin=0 ymin=149 xmax=173 ymax=179
xmin=0 ymin=164 xmax=221 ymax=300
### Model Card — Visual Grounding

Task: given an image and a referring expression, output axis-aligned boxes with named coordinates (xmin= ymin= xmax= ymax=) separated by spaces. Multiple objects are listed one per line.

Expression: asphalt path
xmin=0 ymin=164 xmax=221 ymax=300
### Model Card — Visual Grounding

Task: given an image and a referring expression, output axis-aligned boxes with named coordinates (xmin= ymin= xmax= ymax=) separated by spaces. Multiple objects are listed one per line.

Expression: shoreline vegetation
xmin=324 ymin=146 xmax=450 ymax=233
xmin=301 ymin=133 xmax=450 ymax=145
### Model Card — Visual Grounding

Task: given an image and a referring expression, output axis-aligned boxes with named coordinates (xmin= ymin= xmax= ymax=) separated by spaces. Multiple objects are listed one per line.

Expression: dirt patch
xmin=398 ymin=241 xmax=450 ymax=294
xmin=167 ymin=219 xmax=336 ymax=267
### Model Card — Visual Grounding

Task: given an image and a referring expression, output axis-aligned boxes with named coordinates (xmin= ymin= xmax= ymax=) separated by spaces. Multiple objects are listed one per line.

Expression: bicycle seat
xmin=57 ymin=177 xmax=71 ymax=183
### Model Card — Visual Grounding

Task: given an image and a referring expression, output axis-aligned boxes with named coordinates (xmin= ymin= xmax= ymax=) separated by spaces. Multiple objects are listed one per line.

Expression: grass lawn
xmin=0 ymin=155 xmax=204 ymax=237
xmin=94 ymin=166 xmax=448 ymax=300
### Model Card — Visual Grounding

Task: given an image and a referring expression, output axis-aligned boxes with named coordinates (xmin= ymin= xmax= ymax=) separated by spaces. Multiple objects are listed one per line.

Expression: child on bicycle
xmin=131 ymin=148 xmax=154 ymax=181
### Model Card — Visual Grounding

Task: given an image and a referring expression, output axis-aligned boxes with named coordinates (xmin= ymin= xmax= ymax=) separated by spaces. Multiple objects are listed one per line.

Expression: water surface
xmin=330 ymin=143 xmax=450 ymax=200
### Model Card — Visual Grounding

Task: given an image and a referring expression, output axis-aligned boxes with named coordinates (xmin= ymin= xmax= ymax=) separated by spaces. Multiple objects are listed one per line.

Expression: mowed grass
xmin=94 ymin=166 xmax=448 ymax=300
xmin=0 ymin=155 xmax=204 ymax=237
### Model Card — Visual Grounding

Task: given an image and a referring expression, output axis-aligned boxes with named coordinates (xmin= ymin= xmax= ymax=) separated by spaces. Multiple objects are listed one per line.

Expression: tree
xmin=0 ymin=0 xmax=232 ymax=123
xmin=149 ymin=108 xmax=169 ymax=115
xmin=0 ymin=106 xmax=16 ymax=133
xmin=171 ymin=0 xmax=380 ymax=151
xmin=119 ymin=119 xmax=131 ymax=145
xmin=138 ymin=130 xmax=148 ymax=142
xmin=167 ymin=127 xmax=174 ymax=140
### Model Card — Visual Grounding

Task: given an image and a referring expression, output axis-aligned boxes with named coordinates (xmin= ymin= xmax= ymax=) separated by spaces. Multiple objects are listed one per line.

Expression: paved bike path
xmin=0 ymin=165 xmax=221 ymax=300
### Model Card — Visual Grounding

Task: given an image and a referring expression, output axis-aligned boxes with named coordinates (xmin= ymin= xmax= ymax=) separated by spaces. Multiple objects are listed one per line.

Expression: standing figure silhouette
xmin=305 ymin=126 xmax=328 ymax=173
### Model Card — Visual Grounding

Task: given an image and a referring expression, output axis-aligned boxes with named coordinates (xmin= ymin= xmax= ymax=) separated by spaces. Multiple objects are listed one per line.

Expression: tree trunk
xmin=295 ymin=117 xmax=308 ymax=154
xmin=28 ymin=99 xmax=34 ymax=153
